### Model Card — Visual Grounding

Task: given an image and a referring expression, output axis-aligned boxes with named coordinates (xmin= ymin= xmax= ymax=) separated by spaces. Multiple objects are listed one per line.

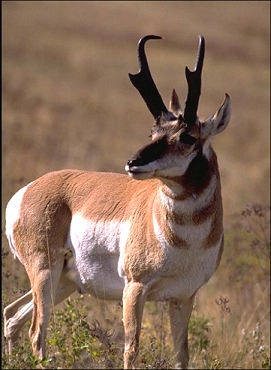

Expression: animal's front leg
xmin=169 ymin=294 xmax=196 ymax=369
xmin=122 ymin=281 xmax=147 ymax=369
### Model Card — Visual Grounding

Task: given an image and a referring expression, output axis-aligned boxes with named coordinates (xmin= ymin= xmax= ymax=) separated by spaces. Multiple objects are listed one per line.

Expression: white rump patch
xmin=5 ymin=182 xmax=33 ymax=264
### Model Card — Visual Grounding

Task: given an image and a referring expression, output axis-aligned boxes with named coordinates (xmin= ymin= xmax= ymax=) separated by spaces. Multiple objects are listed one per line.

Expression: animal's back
xmin=5 ymin=169 xmax=159 ymax=267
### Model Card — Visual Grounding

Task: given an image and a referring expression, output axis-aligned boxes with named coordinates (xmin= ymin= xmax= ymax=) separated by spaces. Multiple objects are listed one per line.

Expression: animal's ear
xmin=201 ymin=93 xmax=231 ymax=137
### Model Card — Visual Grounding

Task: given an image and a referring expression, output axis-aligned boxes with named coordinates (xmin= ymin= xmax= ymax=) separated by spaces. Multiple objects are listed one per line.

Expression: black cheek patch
xmin=127 ymin=136 xmax=168 ymax=167
xmin=181 ymin=154 xmax=211 ymax=194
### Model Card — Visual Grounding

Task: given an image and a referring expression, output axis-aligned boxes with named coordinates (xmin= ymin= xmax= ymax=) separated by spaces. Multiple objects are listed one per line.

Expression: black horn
xmin=129 ymin=35 xmax=168 ymax=119
xmin=183 ymin=35 xmax=205 ymax=126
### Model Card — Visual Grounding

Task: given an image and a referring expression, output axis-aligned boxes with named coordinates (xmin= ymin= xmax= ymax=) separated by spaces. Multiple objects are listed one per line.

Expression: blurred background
xmin=2 ymin=1 xmax=270 ymax=368
xmin=3 ymin=1 xmax=270 ymax=217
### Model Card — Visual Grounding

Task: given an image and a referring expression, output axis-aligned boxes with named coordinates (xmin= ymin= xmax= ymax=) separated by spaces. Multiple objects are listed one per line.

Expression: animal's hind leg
xmin=4 ymin=290 xmax=33 ymax=354
xmin=26 ymin=257 xmax=64 ymax=360
xmin=4 ymin=290 xmax=33 ymax=324
xmin=4 ymin=271 xmax=77 ymax=356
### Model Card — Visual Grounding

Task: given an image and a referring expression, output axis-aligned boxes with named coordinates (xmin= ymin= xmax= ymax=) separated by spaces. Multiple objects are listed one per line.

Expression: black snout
xmin=127 ymin=136 xmax=168 ymax=168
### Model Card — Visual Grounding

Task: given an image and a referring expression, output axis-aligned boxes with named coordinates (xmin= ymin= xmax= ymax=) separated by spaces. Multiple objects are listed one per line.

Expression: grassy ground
xmin=2 ymin=1 xmax=270 ymax=369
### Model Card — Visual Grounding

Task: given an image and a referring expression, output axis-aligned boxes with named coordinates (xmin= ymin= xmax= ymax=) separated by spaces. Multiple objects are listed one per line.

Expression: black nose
xmin=126 ymin=156 xmax=143 ymax=168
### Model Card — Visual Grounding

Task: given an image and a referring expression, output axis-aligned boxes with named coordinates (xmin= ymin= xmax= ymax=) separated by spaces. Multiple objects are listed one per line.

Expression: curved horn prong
xmin=184 ymin=35 xmax=205 ymax=125
xmin=129 ymin=35 xmax=168 ymax=119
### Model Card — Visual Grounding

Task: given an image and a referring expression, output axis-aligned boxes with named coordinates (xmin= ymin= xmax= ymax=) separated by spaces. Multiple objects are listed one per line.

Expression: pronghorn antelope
xmin=4 ymin=34 xmax=231 ymax=369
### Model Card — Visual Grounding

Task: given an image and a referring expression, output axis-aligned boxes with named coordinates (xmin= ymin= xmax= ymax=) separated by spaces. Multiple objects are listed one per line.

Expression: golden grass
xmin=2 ymin=1 xmax=270 ymax=369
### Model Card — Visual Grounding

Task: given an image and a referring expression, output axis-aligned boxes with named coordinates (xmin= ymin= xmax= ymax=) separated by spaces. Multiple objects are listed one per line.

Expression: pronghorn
xmin=4 ymin=34 xmax=231 ymax=369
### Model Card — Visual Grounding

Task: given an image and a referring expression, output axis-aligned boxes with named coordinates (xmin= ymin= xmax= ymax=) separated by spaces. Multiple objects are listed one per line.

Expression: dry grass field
xmin=2 ymin=1 xmax=270 ymax=369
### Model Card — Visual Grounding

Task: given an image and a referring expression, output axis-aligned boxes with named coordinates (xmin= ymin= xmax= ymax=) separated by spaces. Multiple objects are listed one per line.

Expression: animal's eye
xmin=180 ymin=132 xmax=197 ymax=145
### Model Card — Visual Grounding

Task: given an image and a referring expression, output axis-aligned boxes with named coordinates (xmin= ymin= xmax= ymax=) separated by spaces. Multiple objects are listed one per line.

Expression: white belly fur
xmin=66 ymin=213 xmax=127 ymax=300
